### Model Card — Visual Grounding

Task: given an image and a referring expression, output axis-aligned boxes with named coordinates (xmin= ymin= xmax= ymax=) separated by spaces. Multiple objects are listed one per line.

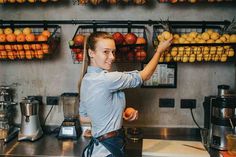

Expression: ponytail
xmin=78 ymin=36 xmax=89 ymax=94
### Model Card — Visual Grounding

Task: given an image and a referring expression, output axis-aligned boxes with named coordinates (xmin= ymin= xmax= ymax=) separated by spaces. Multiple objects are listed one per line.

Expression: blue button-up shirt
xmin=79 ymin=66 xmax=142 ymax=157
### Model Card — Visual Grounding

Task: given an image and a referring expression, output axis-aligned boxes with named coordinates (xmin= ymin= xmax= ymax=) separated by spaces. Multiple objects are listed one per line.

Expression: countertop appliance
xmin=0 ymin=85 xmax=18 ymax=143
xmin=18 ymin=97 xmax=43 ymax=141
xmin=58 ymin=93 xmax=81 ymax=140
xmin=142 ymin=139 xmax=210 ymax=157
xmin=203 ymin=85 xmax=236 ymax=150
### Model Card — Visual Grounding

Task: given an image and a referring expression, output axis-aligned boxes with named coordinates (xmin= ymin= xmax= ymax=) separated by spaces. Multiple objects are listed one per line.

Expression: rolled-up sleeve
xmin=105 ymin=70 xmax=143 ymax=92
xmin=79 ymin=101 xmax=88 ymax=117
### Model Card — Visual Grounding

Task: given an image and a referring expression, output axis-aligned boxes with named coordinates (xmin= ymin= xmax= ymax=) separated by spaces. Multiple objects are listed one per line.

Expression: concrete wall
xmin=0 ymin=1 xmax=236 ymax=128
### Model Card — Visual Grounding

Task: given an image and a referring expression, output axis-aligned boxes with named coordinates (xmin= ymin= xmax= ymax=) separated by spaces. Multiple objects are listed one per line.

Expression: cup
xmin=226 ymin=134 xmax=236 ymax=155
xmin=200 ymin=128 xmax=209 ymax=148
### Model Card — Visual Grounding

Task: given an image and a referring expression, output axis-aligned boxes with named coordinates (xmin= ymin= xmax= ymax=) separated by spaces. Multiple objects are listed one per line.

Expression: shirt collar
xmin=87 ymin=66 xmax=104 ymax=73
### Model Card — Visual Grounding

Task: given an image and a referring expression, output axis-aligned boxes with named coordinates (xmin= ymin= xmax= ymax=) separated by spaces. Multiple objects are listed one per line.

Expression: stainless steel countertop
xmin=0 ymin=127 xmax=222 ymax=157
xmin=0 ymin=134 xmax=90 ymax=157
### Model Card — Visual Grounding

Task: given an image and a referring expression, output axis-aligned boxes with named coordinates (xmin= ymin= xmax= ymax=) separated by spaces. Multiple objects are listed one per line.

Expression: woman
xmin=79 ymin=31 xmax=172 ymax=157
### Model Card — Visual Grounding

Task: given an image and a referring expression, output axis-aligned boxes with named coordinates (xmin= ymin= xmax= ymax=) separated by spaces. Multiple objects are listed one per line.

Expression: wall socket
xmin=46 ymin=96 xmax=59 ymax=105
xmin=159 ymin=98 xmax=175 ymax=108
xmin=180 ymin=99 xmax=196 ymax=109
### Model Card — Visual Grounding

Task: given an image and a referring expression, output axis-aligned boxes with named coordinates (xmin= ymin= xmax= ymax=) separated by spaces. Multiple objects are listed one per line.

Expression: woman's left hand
xmin=123 ymin=109 xmax=138 ymax=122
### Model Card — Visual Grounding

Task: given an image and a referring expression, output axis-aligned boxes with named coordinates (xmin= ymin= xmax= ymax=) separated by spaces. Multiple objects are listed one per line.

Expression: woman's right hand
xmin=156 ymin=37 xmax=173 ymax=54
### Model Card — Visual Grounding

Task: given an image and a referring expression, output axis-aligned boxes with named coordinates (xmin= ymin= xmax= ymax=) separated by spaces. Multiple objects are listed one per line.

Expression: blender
xmin=58 ymin=93 xmax=81 ymax=139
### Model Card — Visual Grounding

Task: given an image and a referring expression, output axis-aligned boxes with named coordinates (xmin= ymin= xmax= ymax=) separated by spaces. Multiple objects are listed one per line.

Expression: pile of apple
xmin=159 ymin=0 xmax=232 ymax=3
xmin=69 ymin=32 xmax=147 ymax=63
xmin=0 ymin=0 xmax=59 ymax=3
xmin=156 ymin=29 xmax=236 ymax=63
xmin=69 ymin=34 xmax=85 ymax=62
xmin=0 ymin=27 xmax=51 ymax=60
xmin=112 ymin=32 xmax=147 ymax=62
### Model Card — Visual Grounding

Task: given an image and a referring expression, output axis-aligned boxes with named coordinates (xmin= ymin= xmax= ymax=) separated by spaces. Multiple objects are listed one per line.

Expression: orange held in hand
xmin=124 ymin=107 xmax=135 ymax=117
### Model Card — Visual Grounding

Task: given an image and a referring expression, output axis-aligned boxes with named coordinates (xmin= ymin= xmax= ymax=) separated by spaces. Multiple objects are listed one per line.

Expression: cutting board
xmin=142 ymin=139 xmax=210 ymax=157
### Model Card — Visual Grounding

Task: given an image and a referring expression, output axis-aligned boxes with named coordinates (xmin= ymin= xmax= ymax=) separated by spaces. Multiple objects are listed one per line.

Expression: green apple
xmin=68 ymin=40 xmax=74 ymax=46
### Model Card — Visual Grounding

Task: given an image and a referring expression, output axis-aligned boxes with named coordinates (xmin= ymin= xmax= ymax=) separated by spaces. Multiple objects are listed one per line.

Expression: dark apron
xmin=82 ymin=128 xmax=125 ymax=157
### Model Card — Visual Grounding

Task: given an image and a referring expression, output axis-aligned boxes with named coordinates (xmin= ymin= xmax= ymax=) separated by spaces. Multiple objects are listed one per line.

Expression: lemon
xmin=189 ymin=54 xmax=196 ymax=63
xmin=220 ymin=54 xmax=227 ymax=62
xmin=182 ymin=54 xmax=189 ymax=62
xmin=178 ymin=47 xmax=184 ymax=56
xmin=207 ymin=39 xmax=214 ymax=43
xmin=226 ymin=48 xmax=234 ymax=57
xmin=216 ymin=47 xmax=224 ymax=55
xmin=162 ymin=31 xmax=172 ymax=40
xmin=229 ymin=34 xmax=236 ymax=43
xmin=178 ymin=37 xmax=185 ymax=43
xmin=170 ymin=47 xmax=178 ymax=57
xmin=185 ymin=47 xmax=191 ymax=56
xmin=202 ymin=47 xmax=209 ymax=55
xmin=196 ymin=54 xmax=203 ymax=61
xmin=211 ymin=32 xmax=220 ymax=40
xmin=207 ymin=29 xmax=214 ymax=35
xmin=213 ymin=55 xmax=219 ymax=62
xmin=189 ymin=32 xmax=198 ymax=38
xmin=202 ymin=32 xmax=210 ymax=40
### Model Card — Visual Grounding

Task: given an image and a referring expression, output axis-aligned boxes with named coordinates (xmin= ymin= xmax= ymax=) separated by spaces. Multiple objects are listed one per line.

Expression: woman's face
xmin=90 ymin=38 xmax=116 ymax=70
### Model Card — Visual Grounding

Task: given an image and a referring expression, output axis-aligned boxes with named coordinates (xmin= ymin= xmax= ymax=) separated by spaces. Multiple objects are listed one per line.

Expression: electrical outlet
xmin=28 ymin=96 xmax=43 ymax=105
xmin=159 ymin=98 xmax=175 ymax=108
xmin=46 ymin=96 xmax=59 ymax=105
xmin=180 ymin=99 xmax=196 ymax=109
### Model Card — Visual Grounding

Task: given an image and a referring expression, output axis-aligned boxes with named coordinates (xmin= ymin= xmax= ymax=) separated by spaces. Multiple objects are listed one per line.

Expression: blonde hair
xmin=78 ymin=31 xmax=114 ymax=93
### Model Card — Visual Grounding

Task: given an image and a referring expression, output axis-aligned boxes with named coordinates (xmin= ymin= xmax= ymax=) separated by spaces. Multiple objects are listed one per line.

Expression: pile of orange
xmin=0 ymin=27 xmax=51 ymax=60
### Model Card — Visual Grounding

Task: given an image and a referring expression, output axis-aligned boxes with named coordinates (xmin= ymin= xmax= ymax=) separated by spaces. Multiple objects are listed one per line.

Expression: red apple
xmin=72 ymin=48 xmax=82 ymax=53
xmin=76 ymin=52 xmax=83 ymax=62
xmin=127 ymin=52 xmax=134 ymax=61
xmin=124 ymin=33 xmax=137 ymax=45
xmin=74 ymin=34 xmax=85 ymax=46
xmin=135 ymin=50 xmax=147 ymax=61
xmin=112 ymin=32 xmax=124 ymax=45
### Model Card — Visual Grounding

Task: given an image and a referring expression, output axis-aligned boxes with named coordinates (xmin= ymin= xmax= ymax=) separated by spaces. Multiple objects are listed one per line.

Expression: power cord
xmin=42 ymin=105 xmax=54 ymax=134
xmin=190 ymin=108 xmax=203 ymax=130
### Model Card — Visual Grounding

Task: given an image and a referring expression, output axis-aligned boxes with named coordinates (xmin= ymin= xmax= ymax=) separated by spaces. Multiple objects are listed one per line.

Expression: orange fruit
xmin=25 ymin=50 xmax=34 ymax=59
xmin=0 ymin=34 xmax=6 ymax=42
xmin=5 ymin=45 xmax=13 ymax=51
xmin=37 ymin=35 xmax=48 ymax=42
xmin=0 ymin=51 xmax=7 ymax=59
xmin=17 ymin=50 xmax=25 ymax=59
xmin=0 ymin=45 xmax=5 ymax=51
xmin=6 ymin=34 xmax=16 ymax=42
xmin=25 ymin=33 xmax=35 ymax=42
xmin=23 ymin=44 xmax=31 ymax=50
xmin=13 ymin=44 xmax=23 ymax=51
xmin=16 ymin=33 xmax=26 ymax=42
xmin=42 ymin=44 xmax=49 ymax=54
xmin=41 ymin=30 xmax=51 ymax=38
xmin=124 ymin=107 xmax=135 ymax=117
xmin=7 ymin=51 xmax=16 ymax=60
xmin=31 ymin=44 xmax=41 ymax=50
xmin=35 ymin=50 xmax=44 ymax=59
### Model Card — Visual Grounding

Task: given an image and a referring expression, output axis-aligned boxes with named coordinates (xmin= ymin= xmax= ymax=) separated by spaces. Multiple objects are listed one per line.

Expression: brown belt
xmin=97 ymin=128 xmax=124 ymax=142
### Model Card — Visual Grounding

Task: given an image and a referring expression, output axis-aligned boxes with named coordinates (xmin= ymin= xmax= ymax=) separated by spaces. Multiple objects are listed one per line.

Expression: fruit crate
xmin=0 ymin=24 xmax=61 ymax=61
xmin=153 ymin=21 xmax=236 ymax=63
xmin=69 ymin=24 xmax=148 ymax=64
xmin=158 ymin=0 xmax=235 ymax=3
